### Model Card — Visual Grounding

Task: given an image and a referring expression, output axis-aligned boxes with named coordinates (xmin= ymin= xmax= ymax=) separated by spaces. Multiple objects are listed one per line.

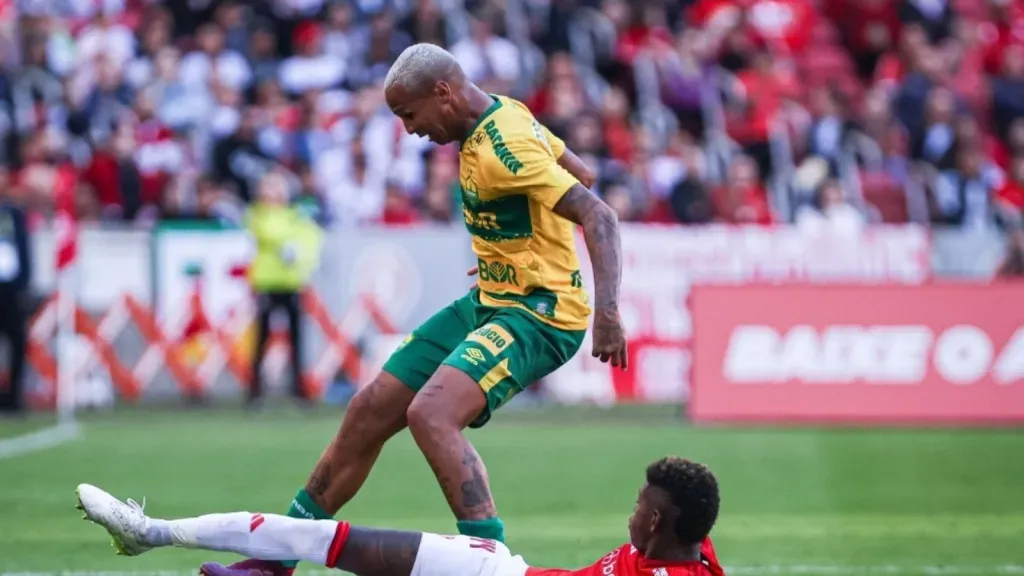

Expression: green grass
xmin=1 ymin=406 xmax=1023 ymax=575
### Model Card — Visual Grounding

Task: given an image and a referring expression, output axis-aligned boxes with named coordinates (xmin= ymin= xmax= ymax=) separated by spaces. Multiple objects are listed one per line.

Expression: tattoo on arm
xmin=335 ymin=526 xmax=423 ymax=576
xmin=552 ymin=184 xmax=622 ymax=312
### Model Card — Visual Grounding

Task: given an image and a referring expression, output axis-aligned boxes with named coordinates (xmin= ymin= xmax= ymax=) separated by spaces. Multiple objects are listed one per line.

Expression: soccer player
xmin=75 ymin=457 xmax=724 ymax=576
xmin=196 ymin=43 xmax=628 ymax=576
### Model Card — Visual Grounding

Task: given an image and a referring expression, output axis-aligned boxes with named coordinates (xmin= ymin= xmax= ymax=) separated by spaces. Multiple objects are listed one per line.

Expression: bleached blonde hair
xmin=384 ymin=43 xmax=462 ymax=94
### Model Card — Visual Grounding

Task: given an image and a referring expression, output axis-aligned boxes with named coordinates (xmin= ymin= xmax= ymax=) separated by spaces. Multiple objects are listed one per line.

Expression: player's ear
xmin=434 ymin=81 xmax=451 ymax=103
xmin=649 ymin=508 xmax=662 ymax=534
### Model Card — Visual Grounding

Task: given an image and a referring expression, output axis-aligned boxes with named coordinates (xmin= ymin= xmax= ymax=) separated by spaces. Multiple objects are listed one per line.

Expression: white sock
xmin=147 ymin=512 xmax=339 ymax=563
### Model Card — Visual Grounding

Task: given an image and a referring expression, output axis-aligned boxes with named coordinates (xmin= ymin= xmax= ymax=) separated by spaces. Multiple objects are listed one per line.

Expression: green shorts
xmin=382 ymin=289 xmax=585 ymax=428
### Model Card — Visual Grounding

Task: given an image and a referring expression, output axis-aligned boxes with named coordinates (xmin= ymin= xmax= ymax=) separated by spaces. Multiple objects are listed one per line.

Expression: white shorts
xmin=412 ymin=534 xmax=530 ymax=576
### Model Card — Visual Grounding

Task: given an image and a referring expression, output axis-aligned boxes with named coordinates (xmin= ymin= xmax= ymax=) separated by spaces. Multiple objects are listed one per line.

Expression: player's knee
xmin=406 ymin=394 xmax=457 ymax=438
xmin=340 ymin=374 xmax=412 ymax=441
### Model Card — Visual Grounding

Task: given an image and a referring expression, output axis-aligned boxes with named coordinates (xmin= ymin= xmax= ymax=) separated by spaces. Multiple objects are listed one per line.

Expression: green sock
xmin=281 ymin=489 xmax=334 ymax=567
xmin=457 ymin=517 xmax=506 ymax=543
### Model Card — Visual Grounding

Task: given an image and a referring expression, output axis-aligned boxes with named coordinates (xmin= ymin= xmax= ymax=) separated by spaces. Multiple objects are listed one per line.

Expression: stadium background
xmin=1 ymin=0 xmax=1024 ymax=574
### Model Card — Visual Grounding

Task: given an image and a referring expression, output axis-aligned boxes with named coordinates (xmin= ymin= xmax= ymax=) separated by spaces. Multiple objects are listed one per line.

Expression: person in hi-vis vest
xmin=246 ymin=171 xmax=323 ymax=408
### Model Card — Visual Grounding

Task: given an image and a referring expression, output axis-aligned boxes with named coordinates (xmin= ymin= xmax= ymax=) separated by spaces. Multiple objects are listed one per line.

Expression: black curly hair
xmin=645 ymin=457 xmax=720 ymax=544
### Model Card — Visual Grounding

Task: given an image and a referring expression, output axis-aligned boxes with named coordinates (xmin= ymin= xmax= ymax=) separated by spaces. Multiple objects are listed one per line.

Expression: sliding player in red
xmin=75 ymin=456 xmax=724 ymax=576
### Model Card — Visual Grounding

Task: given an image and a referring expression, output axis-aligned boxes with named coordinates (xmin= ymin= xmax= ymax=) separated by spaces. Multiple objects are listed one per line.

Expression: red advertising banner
xmin=690 ymin=283 xmax=1024 ymax=424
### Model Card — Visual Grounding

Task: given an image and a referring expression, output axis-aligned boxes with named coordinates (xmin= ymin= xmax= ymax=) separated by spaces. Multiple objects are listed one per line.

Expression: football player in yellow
xmin=199 ymin=43 xmax=627 ymax=576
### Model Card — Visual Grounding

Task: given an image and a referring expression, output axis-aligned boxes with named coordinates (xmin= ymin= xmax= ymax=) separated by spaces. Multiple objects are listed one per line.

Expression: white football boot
xmin=75 ymin=483 xmax=153 ymax=556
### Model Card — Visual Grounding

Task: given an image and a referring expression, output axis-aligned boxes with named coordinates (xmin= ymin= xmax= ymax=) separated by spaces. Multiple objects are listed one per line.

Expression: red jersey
xmin=526 ymin=539 xmax=724 ymax=576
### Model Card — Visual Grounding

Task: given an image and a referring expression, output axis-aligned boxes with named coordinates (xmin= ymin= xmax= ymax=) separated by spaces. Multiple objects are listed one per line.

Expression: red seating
xmin=860 ymin=171 xmax=909 ymax=223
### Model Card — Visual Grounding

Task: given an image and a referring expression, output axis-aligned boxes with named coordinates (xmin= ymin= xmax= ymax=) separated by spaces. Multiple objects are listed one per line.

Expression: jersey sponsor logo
xmin=722 ymin=324 xmax=1024 ymax=385
xmin=598 ymin=546 xmax=623 ymax=576
xmin=477 ymin=258 xmax=519 ymax=286
xmin=464 ymin=208 xmax=501 ymax=231
xmin=483 ymin=120 xmax=524 ymax=175
xmin=468 ymin=323 xmax=515 ymax=356
xmin=460 ymin=192 xmax=534 ymax=241
xmin=570 ymin=270 xmax=583 ymax=288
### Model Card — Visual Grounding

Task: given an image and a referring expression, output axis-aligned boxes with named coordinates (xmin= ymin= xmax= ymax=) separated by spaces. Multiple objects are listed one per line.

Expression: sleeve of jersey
xmin=486 ymin=133 xmax=579 ymax=211
xmin=541 ymin=124 xmax=566 ymax=159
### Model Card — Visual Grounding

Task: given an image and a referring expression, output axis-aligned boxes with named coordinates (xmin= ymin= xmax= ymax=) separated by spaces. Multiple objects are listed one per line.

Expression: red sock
xmin=325 ymin=521 xmax=352 ymax=568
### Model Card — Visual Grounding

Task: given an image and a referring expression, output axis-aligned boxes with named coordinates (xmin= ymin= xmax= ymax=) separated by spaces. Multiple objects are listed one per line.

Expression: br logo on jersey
xmin=477 ymin=258 xmax=519 ymax=286
xmin=483 ymin=120 xmax=524 ymax=175
xmin=468 ymin=323 xmax=515 ymax=356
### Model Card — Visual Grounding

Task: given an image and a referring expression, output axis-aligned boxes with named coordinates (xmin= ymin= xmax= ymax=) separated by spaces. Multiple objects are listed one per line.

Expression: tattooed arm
xmin=553 ymin=184 xmax=628 ymax=369
xmin=557 ymin=148 xmax=597 ymax=189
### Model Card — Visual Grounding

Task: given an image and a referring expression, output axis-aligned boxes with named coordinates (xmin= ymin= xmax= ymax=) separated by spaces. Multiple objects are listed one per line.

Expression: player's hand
xmin=467 ymin=266 xmax=478 ymax=290
xmin=592 ymin=307 xmax=628 ymax=370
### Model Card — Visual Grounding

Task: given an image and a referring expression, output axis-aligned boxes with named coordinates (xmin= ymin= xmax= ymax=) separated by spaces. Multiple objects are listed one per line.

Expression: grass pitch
xmin=1 ymin=405 xmax=1022 ymax=575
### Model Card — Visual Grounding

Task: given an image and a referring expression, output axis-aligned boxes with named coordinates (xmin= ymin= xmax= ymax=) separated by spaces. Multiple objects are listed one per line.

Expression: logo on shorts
xmin=461 ymin=347 xmax=486 ymax=366
xmin=467 ymin=323 xmax=515 ymax=356
xmin=396 ymin=334 xmax=414 ymax=351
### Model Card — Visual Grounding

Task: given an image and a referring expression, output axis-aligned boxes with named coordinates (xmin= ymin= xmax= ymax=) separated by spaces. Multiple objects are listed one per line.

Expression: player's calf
xmin=406 ymin=366 xmax=505 ymax=542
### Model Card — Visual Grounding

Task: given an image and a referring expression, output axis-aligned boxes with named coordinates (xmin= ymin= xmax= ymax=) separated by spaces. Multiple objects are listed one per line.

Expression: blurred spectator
xmin=931 ymin=147 xmax=1003 ymax=229
xmin=899 ymin=0 xmax=954 ymax=45
xmin=398 ymin=0 xmax=449 ymax=48
xmin=910 ymin=87 xmax=958 ymax=169
xmin=795 ymin=179 xmax=867 ymax=236
xmin=997 ymin=226 xmax=1024 ymax=277
xmin=213 ymin=109 xmax=274 ymax=203
xmin=0 ymin=178 xmax=29 ymax=415
xmin=668 ymin=149 xmax=714 ymax=224
xmin=450 ymin=9 xmax=520 ymax=95
xmin=992 ymin=44 xmax=1024 ymax=143
xmin=712 ymin=154 xmax=774 ymax=225
xmin=180 ymin=23 xmax=251 ymax=92
xmin=279 ymin=20 xmax=345 ymax=95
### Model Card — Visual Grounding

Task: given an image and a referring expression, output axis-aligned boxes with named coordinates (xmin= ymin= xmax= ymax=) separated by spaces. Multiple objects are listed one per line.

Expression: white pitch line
xmin=4 ymin=567 xmax=1024 ymax=576
xmin=0 ymin=421 xmax=81 ymax=460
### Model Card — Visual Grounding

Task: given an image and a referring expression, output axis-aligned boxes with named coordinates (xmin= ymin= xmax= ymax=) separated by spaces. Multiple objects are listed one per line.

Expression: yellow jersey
xmin=458 ymin=95 xmax=591 ymax=331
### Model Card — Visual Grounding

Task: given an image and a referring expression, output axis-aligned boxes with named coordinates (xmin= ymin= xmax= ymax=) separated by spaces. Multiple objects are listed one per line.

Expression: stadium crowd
xmin=0 ymin=0 xmax=1023 ymax=239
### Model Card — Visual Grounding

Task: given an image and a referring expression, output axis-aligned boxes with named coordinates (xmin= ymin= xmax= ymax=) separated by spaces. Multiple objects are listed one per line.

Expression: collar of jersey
xmin=638 ymin=555 xmax=707 ymax=569
xmin=461 ymin=94 xmax=503 ymax=148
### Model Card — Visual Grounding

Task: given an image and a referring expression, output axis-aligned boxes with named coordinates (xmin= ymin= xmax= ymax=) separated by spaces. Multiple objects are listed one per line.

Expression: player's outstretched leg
xmin=214 ymin=372 xmax=415 ymax=576
xmin=76 ymin=483 xmax=521 ymax=576
xmin=406 ymin=365 xmax=503 ymax=541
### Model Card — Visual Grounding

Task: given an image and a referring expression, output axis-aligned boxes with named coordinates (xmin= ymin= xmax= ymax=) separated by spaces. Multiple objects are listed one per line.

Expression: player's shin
xmin=148 ymin=512 xmax=339 ymax=564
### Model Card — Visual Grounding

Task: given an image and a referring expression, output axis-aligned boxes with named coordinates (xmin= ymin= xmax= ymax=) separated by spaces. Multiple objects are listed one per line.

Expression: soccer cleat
xmin=199 ymin=559 xmax=293 ymax=576
xmin=75 ymin=483 xmax=153 ymax=556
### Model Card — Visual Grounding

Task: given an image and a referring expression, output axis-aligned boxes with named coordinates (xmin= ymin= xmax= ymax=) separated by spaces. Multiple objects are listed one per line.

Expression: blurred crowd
xmin=1 ymin=0 xmax=1024 ymax=237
